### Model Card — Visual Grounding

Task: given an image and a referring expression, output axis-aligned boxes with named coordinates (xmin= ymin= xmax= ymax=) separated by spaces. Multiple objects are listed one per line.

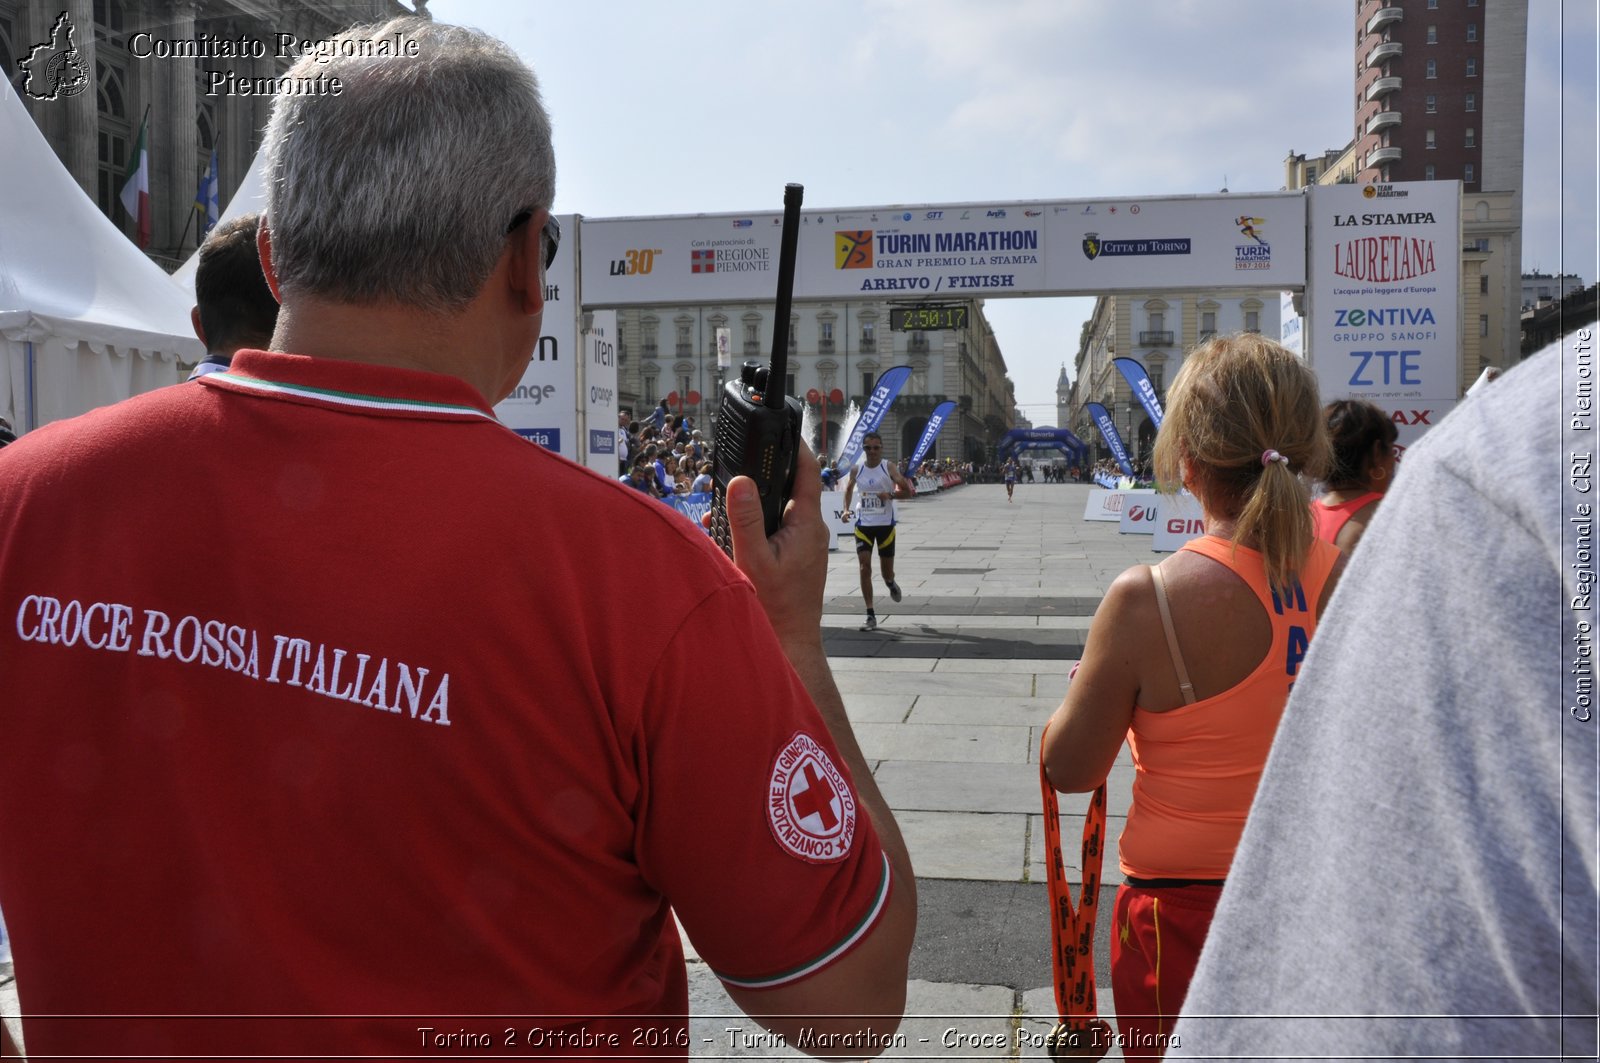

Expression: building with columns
xmin=614 ymin=298 xmax=1017 ymax=468
xmin=3 ymin=0 xmax=414 ymax=271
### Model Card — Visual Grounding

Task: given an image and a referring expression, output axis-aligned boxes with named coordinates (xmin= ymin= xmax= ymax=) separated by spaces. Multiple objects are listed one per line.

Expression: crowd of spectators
xmin=616 ymin=407 xmax=713 ymax=500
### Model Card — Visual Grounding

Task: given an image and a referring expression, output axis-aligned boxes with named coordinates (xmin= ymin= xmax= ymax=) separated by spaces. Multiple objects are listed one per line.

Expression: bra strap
xmin=1150 ymin=565 xmax=1197 ymax=705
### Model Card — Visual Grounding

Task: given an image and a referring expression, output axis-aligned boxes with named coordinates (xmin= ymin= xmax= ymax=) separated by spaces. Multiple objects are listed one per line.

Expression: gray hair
xmin=263 ymin=18 xmax=555 ymax=311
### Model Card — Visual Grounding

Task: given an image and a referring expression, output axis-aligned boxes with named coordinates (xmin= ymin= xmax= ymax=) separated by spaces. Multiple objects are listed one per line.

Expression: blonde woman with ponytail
xmin=1042 ymin=334 xmax=1346 ymax=1059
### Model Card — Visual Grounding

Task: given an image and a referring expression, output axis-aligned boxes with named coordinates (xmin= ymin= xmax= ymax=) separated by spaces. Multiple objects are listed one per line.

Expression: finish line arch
xmin=508 ymin=184 xmax=1461 ymax=476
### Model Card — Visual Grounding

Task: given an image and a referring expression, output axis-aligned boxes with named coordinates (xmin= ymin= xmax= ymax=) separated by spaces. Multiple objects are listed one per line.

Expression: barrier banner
xmin=1083 ymin=488 xmax=1127 ymax=522
xmin=836 ymin=365 xmax=913 ymax=469
xmin=1113 ymin=357 xmax=1164 ymax=430
xmin=820 ymin=488 xmax=854 ymax=551
xmin=1116 ymin=489 xmax=1159 ymax=534
xmin=907 ymin=400 xmax=958 ymax=469
xmin=1085 ymin=401 xmax=1134 ymax=477
xmin=667 ymin=491 xmax=713 ymax=531
xmin=940 ymin=473 xmax=964 ymax=489
xmin=1151 ymin=492 xmax=1206 ymax=552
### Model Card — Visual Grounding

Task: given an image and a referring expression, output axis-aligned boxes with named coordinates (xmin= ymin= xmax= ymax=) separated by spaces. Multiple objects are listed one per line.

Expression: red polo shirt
xmin=0 ymin=351 xmax=889 ymax=1057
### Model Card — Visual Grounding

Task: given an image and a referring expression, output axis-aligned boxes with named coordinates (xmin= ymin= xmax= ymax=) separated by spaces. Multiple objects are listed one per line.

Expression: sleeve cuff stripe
xmin=713 ymin=852 xmax=892 ymax=991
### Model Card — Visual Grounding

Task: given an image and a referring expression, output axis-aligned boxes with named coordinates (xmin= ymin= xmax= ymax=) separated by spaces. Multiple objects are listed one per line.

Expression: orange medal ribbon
xmin=1040 ymin=744 xmax=1113 ymax=1060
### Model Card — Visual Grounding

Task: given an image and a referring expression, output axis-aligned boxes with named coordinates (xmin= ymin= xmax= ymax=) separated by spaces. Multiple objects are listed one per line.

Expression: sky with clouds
xmin=436 ymin=0 xmax=1597 ymax=424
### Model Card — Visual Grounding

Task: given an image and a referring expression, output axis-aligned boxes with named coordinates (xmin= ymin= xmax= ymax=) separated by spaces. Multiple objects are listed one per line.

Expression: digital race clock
xmin=889 ymin=305 xmax=969 ymax=332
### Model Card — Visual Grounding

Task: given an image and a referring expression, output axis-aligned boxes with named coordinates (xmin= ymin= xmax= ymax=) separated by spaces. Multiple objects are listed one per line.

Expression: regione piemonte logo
xmin=690 ymin=249 xmax=715 ymax=273
xmin=20 ymin=11 xmax=90 ymax=101
xmin=767 ymin=732 xmax=857 ymax=863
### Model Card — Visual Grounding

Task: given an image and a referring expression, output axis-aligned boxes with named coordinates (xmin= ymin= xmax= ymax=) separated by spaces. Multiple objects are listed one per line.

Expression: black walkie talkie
xmin=709 ymin=183 xmax=805 ymax=557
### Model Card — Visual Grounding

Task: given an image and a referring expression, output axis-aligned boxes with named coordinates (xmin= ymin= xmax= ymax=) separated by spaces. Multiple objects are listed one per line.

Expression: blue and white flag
xmin=194 ymin=148 xmax=219 ymax=239
xmin=906 ymin=400 xmax=956 ymax=470
xmin=836 ymin=365 xmax=912 ymax=469
xmin=1086 ymin=401 xmax=1135 ymax=477
xmin=1113 ymin=357 xmax=1164 ymax=430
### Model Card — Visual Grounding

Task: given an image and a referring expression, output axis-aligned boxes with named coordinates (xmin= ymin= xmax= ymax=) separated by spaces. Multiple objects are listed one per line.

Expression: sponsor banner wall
xmin=1307 ymin=182 xmax=1461 ymax=450
xmin=578 ymin=193 xmax=1306 ymax=306
xmin=496 ymin=213 xmax=579 ymax=458
xmin=582 ymin=310 xmax=619 ymax=475
xmin=1117 ymin=490 xmax=1160 ymax=535
xmin=1151 ymin=492 xmax=1206 ymax=553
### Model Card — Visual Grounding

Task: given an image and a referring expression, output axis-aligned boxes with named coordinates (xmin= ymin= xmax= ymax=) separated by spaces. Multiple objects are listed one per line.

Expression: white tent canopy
xmin=0 ymin=77 xmax=203 ymax=433
xmin=169 ymin=147 xmax=268 ymax=298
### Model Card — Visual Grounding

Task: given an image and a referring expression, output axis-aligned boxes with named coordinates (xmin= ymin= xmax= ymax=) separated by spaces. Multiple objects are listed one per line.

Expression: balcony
xmin=859 ymin=337 xmax=876 ymax=354
xmin=908 ymin=333 xmax=929 ymax=353
xmin=744 ymin=340 xmax=761 ymax=356
xmin=895 ymin=394 xmax=948 ymax=416
xmin=1365 ymin=76 xmax=1401 ymax=101
xmin=676 ymin=342 xmax=692 ymax=357
xmin=1366 ymin=5 xmax=1402 ymax=35
xmin=818 ymin=339 xmax=835 ymax=354
xmin=1366 ymin=109 xmax=1402 ymax=134
xmin=641 ymin=343 xmax=658 ymax=359
xmin=1367 ymin=145 xmax=1402 ymax=166
xmin=1139 ymin=330 xmax=1174 ymax=347
xmin=1366 ymin=40 xmax=1402 ymax=67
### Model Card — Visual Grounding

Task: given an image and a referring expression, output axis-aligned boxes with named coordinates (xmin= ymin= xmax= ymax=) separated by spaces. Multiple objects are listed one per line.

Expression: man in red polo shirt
xmin=0 ymin=17 xmax=913 ymax=1059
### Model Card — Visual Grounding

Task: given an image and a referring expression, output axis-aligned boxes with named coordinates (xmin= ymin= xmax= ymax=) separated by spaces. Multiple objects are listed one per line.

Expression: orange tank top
xmin=1118 ymin=534 xmax=1341 ymax=879
xmin=1311 ymin=491 xmax=1383 ymax=545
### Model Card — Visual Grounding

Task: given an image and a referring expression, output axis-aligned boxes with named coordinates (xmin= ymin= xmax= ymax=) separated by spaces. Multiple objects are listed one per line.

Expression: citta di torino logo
xmin=19 ymin=12 xmax=90 ymax=100
xmin=767 ymin=732 xmax=856 ymax=863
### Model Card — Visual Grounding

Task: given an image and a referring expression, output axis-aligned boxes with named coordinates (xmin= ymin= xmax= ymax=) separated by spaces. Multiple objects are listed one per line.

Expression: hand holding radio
xmin=710 ymin=183 xmax=805 ymax=557
xmin=725 ymin=445 xmax=828 ymax=651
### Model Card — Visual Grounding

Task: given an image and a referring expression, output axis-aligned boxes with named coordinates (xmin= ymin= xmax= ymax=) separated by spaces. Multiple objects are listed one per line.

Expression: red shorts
xmin=1110 ymin=881 xmax=1223 ymax=1061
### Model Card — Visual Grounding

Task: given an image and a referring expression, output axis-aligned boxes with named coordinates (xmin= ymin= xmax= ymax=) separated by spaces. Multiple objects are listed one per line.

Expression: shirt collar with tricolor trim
xmin=197 ymin=350 xmax=500 ymax=424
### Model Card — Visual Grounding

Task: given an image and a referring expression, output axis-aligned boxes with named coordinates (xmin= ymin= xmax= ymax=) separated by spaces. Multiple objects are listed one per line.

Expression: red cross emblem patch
xmin=767 ymin=733 xmax=857 ymax=863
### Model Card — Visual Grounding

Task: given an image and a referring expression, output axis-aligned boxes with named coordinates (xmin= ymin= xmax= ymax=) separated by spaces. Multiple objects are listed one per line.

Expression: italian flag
xmin=119 ymin=113 xmax=150 ymax=249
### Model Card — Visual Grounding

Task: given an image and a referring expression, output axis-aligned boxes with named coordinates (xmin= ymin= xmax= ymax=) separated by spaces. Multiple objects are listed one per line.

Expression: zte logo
xmin=1167 ymin=518 xmax=1204 ymax=534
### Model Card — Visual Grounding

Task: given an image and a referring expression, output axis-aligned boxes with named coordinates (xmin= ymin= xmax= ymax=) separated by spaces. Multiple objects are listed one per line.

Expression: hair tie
xmin=1261 ymin=449 xmax=1289 ymax=467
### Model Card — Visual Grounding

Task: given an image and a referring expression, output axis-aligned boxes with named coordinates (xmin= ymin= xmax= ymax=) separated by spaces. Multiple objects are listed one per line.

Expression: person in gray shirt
xmin=1170 ymin=343 xmax=1598 ymax=1060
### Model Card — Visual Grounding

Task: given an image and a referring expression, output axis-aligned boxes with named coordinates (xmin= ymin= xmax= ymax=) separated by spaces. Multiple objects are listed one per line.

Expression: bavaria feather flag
xmin=119 ymin=109 xmax=151 ymax=249
xmin=194 ymin=148 xmax=219 ymax=240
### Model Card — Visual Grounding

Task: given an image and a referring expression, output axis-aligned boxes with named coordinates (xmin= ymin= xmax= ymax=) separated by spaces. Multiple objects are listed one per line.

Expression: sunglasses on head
xmin=506 ymin=209 xmax=561 ymax=270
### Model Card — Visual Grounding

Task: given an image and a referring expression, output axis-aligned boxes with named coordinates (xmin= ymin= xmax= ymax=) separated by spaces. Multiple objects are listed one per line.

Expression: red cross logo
xmin=791 ymin=761 xmax=839 ymax=831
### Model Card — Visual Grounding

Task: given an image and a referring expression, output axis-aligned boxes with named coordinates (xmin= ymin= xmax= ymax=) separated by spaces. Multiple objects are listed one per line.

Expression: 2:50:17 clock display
xmin=889 ymin=306 xmax=968 ymax=332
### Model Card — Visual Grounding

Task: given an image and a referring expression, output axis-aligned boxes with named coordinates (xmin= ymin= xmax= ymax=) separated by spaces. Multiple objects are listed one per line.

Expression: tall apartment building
xmin=1290 ymin=0 xmax=1528 ymax=385
xmin=4 ymin=0 xmax=411 ymax=269
xmin=614 ymin=299 xmax=1016 ymax=467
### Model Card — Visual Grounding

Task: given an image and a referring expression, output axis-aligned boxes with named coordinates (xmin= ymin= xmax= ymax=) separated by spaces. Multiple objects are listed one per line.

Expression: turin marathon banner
xmin=576 ymin=192 xmax=1307 ymax=306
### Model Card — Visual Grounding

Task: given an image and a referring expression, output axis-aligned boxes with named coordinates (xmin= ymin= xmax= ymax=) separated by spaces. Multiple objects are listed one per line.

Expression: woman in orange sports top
xmin=1312 ymin=398 xmax=1398 ymax=554
xmin=1042 ymin=334 xmax=1346 ymax=1060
